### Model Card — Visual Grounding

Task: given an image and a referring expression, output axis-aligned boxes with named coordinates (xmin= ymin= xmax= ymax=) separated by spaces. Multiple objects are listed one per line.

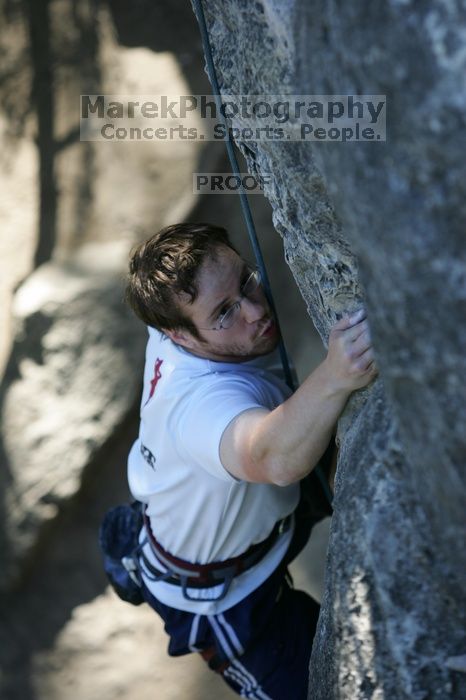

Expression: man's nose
xmin=241 ymin=296 xmax=266 ymax=323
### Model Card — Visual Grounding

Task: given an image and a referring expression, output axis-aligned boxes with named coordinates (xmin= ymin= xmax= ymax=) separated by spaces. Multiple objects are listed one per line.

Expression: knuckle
xmin=356 ymin=358 xmax=369 ymax=372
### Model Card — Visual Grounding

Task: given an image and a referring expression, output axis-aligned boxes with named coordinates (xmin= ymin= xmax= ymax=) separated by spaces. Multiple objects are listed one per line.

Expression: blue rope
xmin=191 ymin=0 xmax=294 ymax=391
xmin=192 ymin=0 xmax=333 ymax=506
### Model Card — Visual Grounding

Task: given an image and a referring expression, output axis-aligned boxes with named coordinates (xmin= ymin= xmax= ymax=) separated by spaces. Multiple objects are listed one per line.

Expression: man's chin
xmin=253 ymin=327 xmax=280 ymax=355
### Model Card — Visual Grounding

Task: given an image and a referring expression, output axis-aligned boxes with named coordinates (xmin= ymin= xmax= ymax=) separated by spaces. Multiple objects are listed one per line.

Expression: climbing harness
xmin=99 ymin=501 xmax=292 ymax=604
xmin=192 ymin=0 xmax=333 ymax=506
xmin=141 ymin=508 xmax=292 ymax=601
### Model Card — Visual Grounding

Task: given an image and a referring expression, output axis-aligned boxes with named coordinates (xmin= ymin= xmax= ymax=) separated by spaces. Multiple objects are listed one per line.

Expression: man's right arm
xmin=219 ymin=309 xmax=377 ymax=486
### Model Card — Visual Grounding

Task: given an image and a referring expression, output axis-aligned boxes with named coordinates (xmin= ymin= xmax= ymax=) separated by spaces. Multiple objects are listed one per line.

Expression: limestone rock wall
xmin=193 ymin=1 xmax=466 ymax=698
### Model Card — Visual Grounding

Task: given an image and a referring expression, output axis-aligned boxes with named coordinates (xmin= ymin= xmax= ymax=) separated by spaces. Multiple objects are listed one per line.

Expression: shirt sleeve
xmin=175 ymin=375 xmax=267 ymax=482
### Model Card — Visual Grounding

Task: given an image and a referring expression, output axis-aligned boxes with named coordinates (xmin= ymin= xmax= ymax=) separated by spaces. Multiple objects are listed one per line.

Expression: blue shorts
xmin=140 ymin=467 xmax=333 ymax=700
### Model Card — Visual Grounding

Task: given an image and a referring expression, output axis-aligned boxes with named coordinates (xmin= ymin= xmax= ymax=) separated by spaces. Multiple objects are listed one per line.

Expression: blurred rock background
xmin=0 ymin=1 xmax=326 ymax=698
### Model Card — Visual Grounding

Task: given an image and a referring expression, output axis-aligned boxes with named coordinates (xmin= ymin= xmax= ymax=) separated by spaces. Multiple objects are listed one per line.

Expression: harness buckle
xmin=180 ymin=568 xmax=236 ymax=602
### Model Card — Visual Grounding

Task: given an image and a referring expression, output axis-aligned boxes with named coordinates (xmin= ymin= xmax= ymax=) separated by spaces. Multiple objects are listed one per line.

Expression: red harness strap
xmin=142 ymin=509 xmax=292 ymax=588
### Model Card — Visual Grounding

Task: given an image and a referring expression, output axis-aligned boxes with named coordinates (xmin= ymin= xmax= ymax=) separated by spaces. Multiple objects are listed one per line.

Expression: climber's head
xmin=126 ymin=223 xmax=278 ymax=361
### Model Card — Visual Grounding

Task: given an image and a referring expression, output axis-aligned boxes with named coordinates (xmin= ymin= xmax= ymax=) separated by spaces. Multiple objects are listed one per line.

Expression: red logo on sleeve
xmin=145 ymin=358 xmax=164 ymax=405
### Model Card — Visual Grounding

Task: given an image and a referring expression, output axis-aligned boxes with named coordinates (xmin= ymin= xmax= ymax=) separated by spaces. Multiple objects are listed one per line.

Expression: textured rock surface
xmin=193 ymin=1 xmax=466 ymax=698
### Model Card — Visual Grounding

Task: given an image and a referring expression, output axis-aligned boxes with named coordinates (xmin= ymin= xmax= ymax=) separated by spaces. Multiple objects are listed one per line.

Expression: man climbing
xmin=124 ymin=222 xmax=376 ymax=699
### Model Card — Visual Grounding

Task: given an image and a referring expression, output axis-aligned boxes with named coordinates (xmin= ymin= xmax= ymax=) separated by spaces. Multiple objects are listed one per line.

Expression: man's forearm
xmin=220 ymin=311 xmax=376 ymax=484
xmin=249 ymin=360 xmax=350 ymax=485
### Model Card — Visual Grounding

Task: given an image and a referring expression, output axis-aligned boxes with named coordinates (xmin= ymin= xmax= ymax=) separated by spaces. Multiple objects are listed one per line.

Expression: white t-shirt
xmin=127 ymin=328 xmax=300 ymax=614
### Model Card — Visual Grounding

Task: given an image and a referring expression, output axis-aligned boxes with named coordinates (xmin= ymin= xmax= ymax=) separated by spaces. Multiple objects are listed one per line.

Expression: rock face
xmin=192 ymin=1 xmax=466 ymax=698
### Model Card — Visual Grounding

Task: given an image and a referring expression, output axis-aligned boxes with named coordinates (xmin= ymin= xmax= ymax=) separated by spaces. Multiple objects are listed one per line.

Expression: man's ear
xmin=163 ymin=327 xmax=192 ymax=348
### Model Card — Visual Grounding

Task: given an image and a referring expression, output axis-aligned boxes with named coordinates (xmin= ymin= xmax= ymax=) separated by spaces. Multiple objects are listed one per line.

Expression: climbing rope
xmin=192 ymin=0 xmax=333 ymax=505
xmin=191 ymin=0 xmax=293 ymax=390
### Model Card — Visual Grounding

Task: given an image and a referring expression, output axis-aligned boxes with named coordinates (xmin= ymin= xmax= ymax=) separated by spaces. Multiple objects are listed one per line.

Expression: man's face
xmin=167 ymin=245 xmax=280 ymax=362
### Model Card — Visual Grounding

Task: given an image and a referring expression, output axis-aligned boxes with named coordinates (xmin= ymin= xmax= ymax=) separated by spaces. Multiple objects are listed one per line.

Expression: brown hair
xmin=125 ymin=223 xmax=235 ymax=338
